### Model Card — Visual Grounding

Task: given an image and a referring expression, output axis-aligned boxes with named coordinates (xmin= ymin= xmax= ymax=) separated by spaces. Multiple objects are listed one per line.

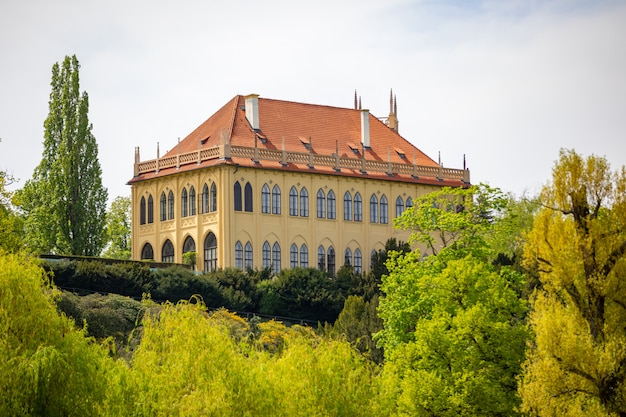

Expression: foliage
xmin=366 ymin=238 xmax=411 ymax=299
xmin=151 ymin=266 xmax=224 ymax=306
xmin=0 ymin=170 xmax=24 ymax=252
xmin=102 ymin=196 xmax=131 ymax=259
xmin=16 ymin=55 xmax=107 ymax=256
xmin=182 ymin=250 xmax=196 ymax=268
xmin=519 ymin=149 xmax=626 ymax=416
xmin=210 ymin=267 xmax=261 ymax=311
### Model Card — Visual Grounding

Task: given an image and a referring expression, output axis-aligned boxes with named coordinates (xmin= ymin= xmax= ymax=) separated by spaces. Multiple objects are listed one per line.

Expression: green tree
xmin=17 ymin=55 xmax=107 ymax=255
xmin=102 ymin=196 xmax=131 ymax=259
xmin=0 ymin=168 xmax=24 ymax=253
xmin=378 ymin=184 xmax=528 ymax=416
xmin=519 ymin=149 xmax=626 ymax=416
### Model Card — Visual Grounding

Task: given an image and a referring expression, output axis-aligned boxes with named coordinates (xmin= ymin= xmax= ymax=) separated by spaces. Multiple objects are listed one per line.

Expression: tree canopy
xmin=102 ymin=196 xmax=131 ymax=259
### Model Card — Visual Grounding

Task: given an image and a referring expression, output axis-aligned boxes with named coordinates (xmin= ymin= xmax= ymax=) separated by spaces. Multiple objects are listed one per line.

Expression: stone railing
xmin=134 ymin=144 xmax=470 ymax=183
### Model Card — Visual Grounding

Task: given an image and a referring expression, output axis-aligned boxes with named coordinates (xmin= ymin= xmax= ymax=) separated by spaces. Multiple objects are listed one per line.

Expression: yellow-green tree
xmin=519 ymin=149 xmax=626 ymax=416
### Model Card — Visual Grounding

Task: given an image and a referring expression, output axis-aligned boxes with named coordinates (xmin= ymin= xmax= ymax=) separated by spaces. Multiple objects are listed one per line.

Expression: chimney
xmin=244 ymin=94 xmax=260 ymax=130
xmin=361 ymin=109 xmax=370 ymax=149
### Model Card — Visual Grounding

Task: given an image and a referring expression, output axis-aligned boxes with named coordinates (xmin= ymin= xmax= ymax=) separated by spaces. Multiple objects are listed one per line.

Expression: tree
xmin=378 ymin=184 xmax=529 ymax=416
xmin=0 ymin=166 xmax=24 ymax=252
xmin=102 ymin=196 xmax=131 ymax=259
xmin=519 ymin=149 xmax=626 ymax=416
xmin=16 ymin=55 xmax=107 ymax=255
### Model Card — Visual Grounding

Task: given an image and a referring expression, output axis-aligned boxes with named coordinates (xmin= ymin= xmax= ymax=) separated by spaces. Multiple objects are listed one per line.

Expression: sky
xmin=1 ymin=0 xmax=625 ymax=205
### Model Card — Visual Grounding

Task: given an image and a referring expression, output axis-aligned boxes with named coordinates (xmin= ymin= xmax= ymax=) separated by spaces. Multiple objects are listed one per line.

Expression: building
xmin=128 ymin=92 xmax=470 ymax=274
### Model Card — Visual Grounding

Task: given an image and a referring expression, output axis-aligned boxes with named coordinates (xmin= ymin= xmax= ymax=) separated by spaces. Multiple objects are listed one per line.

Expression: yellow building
xmin=128 ymin=92 xmax=469 ymax=274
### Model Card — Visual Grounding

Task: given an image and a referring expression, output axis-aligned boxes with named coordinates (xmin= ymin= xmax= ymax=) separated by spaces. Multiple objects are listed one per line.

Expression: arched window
xmin=233 ymin=181 xmax=242 ymax=212
xmin=300 ymin=188 xmax=309 ymax=217
xmin=354 ymin=248 xmax=362 ymax=274
xmin=396 ymin=196 xmax=404 ymax=218
xmin=167 ymin=190 xmax=174 ymax=220
xmin=162 ymin=240 xmax=174 ymax=263
xmin=318 ymin=245 xmax=326 ymax=271
xmin=343 ymin=192 xmax=352 ymax=221
xmin=244 ymin=242 xmax=253 ymax=270
xmin=160 ymin=192 xmax=166 ymax=221
xmin=183 ymin=236 xmax=196 ymax=253
xmin=202 ymin=183 xmax=210 ymax=213
xmin=290 ymin=243 xmax=298 ymax=268
xmin=289 ymin=187 xmax=298 ymax=216
xmin=235 ymin=241 xmax=243 ymax=270
xmin=140 ymin=196 xmax=146 ymax=225
xmin=189 ymin=186 xmax=196 ymax=216
xmin=371 ymin=249 xmax=378 ymax=270
xmin=300 ymin=244 xmax=308 ymax=268
xmin=272 ymin=185 xmax=281 ymax=214
xmin=141 ymin=242 xmax=153 ymax=260
xmin=244 ymin=182 xmax=253 ymax=212
xmin=354 ymin=192 xmax=362 ymax=222
xmin=370 ymin=194 xmax=378 ymax=223
xmin=261 ymin=184 xmax=270 ymax=214
xmin=380 ymin=195 xmax=389 ymax=224
xmin=181 ymin=188 xmax=188 ymax=218
xmin=204 ymin=232 xmax=217 ymax=272
xmin=272 ymin=242 xmax=281 ymax=274
xmin=344 ymin=248 xmax=352 ymax=266
xmin=317 ymin=189 xmax=325 ymax=218
xmin=210 ymin=182 xmax=217 ymax=212
xmin=147 ymin=195 xmax=154 ymax=224
xmin=262 ymin=241 xmax=271 ymax=269
xmin=327 ymin=190 xmax=336 ymax=219
xmin=406 ymin=197 xmax=413 ymax=209
xmin=327 ymin=246 xmax=336 ymax=276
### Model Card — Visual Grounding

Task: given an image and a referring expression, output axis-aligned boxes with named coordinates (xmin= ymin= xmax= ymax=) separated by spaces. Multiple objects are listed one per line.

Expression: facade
xmin=128 ymin=93 xmax=470 ymax=274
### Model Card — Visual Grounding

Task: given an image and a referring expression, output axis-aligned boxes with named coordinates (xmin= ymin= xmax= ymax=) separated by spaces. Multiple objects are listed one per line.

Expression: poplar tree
xmin=18 ymin=55 xmax=107 ymax=256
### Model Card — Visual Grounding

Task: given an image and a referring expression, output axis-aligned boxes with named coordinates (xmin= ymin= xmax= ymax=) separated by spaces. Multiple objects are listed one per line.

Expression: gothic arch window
xmin=370 ymin=194 xmax=378 ymax=223
xmin=244 ymin=182 xmax=253 ymax=212
xmin=300 ymin=244 xmax=308 ymax=268
xmin=261 ymin=184 xmax=271 ymax=214
xmin=181 ymin=188 xmax=188 ymax=218
xmin=371 ymin=249 xmax=378 ymax=270
xmin=140 ymin=196 xmax=146 ymax=225
xmin=317 ymin=189 xmax=325 ymax=218
xmin=183 ymin=235 xmax=196 ymax=253
xmin=262 ymin=241 xmax=271 ymax=269
xmin=141 ymin=242 xmax=154 ymax=260
xmin=204 ymin=232 xmax=217 ymax=272
xmin=233 ymin=181 xmax=242 ymax=212
xmin=344 ymin=248 xmax=352 ymax=266
xmin=272 ymin=242 xmax=281 ymax=274
xmin=327 ymin=246 xmax=336 ymax=276
xmin=327 ymin=190 xmax=336 ymax=219
xmin=235 ymin=241 xmax=243 ymax=270
xmin=290 ymin=243 xmax=298 ymax=268
xmin=300 ymin=187 xmax=309 ymax=217
xmin=406 ymin=197 xmax=414 ymax=209
xmin=380 ymin=195 xmax=389 ymax=224
xmin=210 ymin=182 xmax=217 ymax=212
xmin=272 ymin=185 xmax=281 ymax=215
xmin=354 ymin=248 xmax=362 ymax=274
xmin=189 ymin=186 xmax=196 ymax=216
xmin=167 ymin=190 xmax=174 ymax=220
xmin=244 ymin=242 xmax=253 ymax=270
xmin=396 ymin=196 xmax=404 ymax=218
xmin=289 ymin=186 xmax=298 ymax=216
xmin=160 ymin=192 xmax=167 ymax=221
xmin=147 ymin=194 xmax=154 ymax=224
xmin=354 ymin=192 xmax=362 ymax=222
xmin=162 ymin=240 xmax=174 ymax=263
xmin=344 ymin=191 xmax=352 ymax=221
xmin=318 ymin=245 xmax=326 ymax=271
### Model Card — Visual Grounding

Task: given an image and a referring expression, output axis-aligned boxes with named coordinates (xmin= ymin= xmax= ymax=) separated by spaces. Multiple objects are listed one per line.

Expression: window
xmin=354 ymin=192 xmax=362 ymax=222
xmin=317 ymin=189 xmax=325 ymax=218
xmin=189 ymin=187 xmax=196 ymax=216
xmin=371 ymin=250 xmax=378 ymax=271
xmin=141 ymin=243 xmax=153 ymax=260
xmin=396 ymin=196 xmax=404 ymax=218
xmin=244 ymin=182 xmax=253 ymax=212
xmin=343 ymin=192 xmax=352 ymax=221
xmin=160 ymin=192 xmax=166 ymax=221
xmin=327 ymin=246 xmax=336 ymax=276
xmin=327 ymin=190 xmax=336 ymax=219
xmin=235 ymin=241 xmax=243 ymax=270
xmin=318 ymin=246 xmax=326 ymax=271
xmin=203 ymin=183 xmax=211 ymax=213
xmin=183 ymin=236 xmax=196 ymax=253
xmin=344 ymin=248 xmax=352 ymax=266
xmin=181 ymin=188 xmax=188 ymax=217
xmin=262 ymin=241 xmax=271 ymax=269
xmin=262 ymin=184 xmax=270 ymax=214
xmin=300 ymin=188 xmax=309 ymax=217
xmin=162 ymin=240 xmax=174 ymax=263
xmin=289 ymin=187 xmax=298 ymax=216
xmin=380 ymin=195 xmax=388 ymax=224
xmin=272 ymin=242 xmax=281 ymax=274
xmin=167 ymin=190 xmax=175 ymax=220
xmin=233 ymin=181 xmax=242 ymax=212
xmin=244 ymin=242 xmax=253 ymax=270
xmin=147 ymin=195 xmax=154 ymax=223
xmin=210 ymin=183 xmax=217 ymax=212
xmin=406 ymin=197 xmax=413 ymax=209
xmin=300 ymin=244 xmax=308 ymax=268
xmin=370 ymin=194 xmax=378 ymax=223
xmin=354 ymin=248 xmax=362 ymax=274
xmin=204 ymin=232 xmax=217 ymax=272
xmin=272 ymin=185 xmax=281 ymax=214
xmin=290 ymin=243 xmax=298 ymax=268
xmin=140 ymin=196 xmax=146 ymax=225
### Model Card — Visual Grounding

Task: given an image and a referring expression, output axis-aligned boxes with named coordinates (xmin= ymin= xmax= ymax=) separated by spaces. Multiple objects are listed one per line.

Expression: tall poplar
xmin=18 ymin=55 xmax=107 ymax=255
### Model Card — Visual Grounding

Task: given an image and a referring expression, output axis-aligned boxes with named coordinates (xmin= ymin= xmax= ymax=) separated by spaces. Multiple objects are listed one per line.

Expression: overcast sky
xmin=1 ymin=0 xmax=625 ymax=204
